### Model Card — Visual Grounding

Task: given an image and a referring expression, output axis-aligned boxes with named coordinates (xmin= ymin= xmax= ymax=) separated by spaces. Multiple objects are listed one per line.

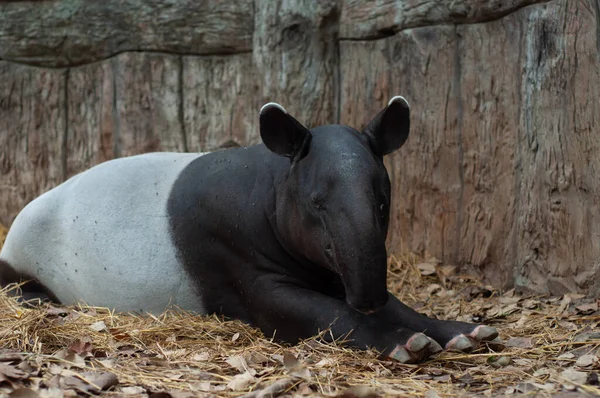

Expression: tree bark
xmin=1 ymin=0 xmax=599 ymax=296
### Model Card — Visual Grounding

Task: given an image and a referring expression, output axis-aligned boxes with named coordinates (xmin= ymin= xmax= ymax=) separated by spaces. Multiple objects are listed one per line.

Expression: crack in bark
xmin=0 ymin=49 xmax=253 ymax=70
xmin=592 ymin=0 xmax=600 ymax=57
xmin=61 ymin=69 xmax=69 ymax=182
xmin=111 ymin=57 xmax=121 ymax=158
xmin=453 ymin=25 xmax=465 ymax=264
xmin=177 ymin=55 xmax=188 ymax=153
xmin=339 ymin=0 xmax=554 ymax=42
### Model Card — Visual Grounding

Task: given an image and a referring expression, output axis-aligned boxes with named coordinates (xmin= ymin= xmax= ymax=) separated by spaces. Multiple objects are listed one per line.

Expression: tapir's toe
xmin=406 ymin=332 xmax=430 ymax=352
xmin=444 ymin=325 xmax=499 ymax=352
xmin=388 ymin=333 xmax=442 ymax=364
xmin=445 ymin=334 xmax=475 ymax=352
xmin=470 ymin=325 xmax=498 ymax=342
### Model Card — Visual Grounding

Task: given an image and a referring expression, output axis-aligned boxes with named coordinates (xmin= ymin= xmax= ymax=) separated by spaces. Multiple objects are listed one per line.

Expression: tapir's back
xmin=0 ymin=152 xmax=207 ymax=314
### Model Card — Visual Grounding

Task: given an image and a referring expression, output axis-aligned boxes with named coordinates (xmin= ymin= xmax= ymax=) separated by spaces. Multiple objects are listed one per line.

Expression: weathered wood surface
xmin=0 ymin=62 xmax=66 ymax=225
xmin=1 ymin=0 xmax=599 ymax=296
xmin=339 ymin=0 xmax=549 ymax=38
xmin=0 ymin=0 xmax=254 ymax=67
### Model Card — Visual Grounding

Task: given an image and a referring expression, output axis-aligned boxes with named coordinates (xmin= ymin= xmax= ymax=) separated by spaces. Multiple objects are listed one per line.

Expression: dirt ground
xmin=0 ymin=223 xmax=599 ymax=398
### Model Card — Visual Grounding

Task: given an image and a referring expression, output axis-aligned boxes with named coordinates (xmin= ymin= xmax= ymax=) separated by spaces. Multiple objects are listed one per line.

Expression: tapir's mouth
xmin=324 ymin=241 xmax=388 ymax=314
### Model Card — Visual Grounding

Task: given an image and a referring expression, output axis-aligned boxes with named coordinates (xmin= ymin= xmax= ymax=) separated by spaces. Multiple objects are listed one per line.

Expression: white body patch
xmin=0 ymin=152 xmax=207 ymax=314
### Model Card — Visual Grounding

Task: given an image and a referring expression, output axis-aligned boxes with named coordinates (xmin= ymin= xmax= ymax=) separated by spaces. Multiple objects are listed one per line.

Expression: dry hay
xmin=0 ymin=229 xmax=599 ymax=397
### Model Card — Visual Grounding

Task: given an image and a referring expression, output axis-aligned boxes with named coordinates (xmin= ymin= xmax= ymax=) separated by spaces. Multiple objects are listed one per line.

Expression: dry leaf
xmin=315 ymin=358 xmax=336 ymax=367
xmin=0 ymin=351 xmax=24 ymax=363
xmin=576 ymin=302 xmax=598 ymax=315
xmin=68 ymin=338 xmax=93 ymax=356
xmin=64 ymin=353 xmax=86 ymax=369
xmin=46 ymin=307 xmax=70 ymax=316
xmin=426 ymin=284 xmax=442 ymax=295
xmin=506 ymin=337 xmax=534 ymax=349
xmin=0 ymin=363 xmax=29 ymax=380
xmin=225 ymin=355 xmax=250 ymax=373
xmin=232 ymin=332 xmax=240 ymax=342
xmin=576 ymin=354 xmax=598 ymax=368
xmin=335 ymin=386 xmax=380 ymax=398
xmin=416 ymin=262 xmax=436 ymax=276
xmin=561 ymin=368 xmax=588 ymax=385
xmin=296 ymin=383 xmax=313 ymax=396
xmin=282 ymin=351 xmax=311 ymax=380
xmin=424 ymin=390 xmax=441 ymax=398
xmin=557 ymin=352 xmax=575 ymax=360
xmin=282 ymin=351 xmax=299 ymax=370
xmin=246 ymin=352 xmax=269 ymax=365
xmin=122 ymin=386 xmax=146 ymax=394
xmin=8 ymin=388 xmax=41 ymax=397
xmin=227 ymin=371 xmax=255 ymax=391
xmin=240 ymin=378 xmax=293 ymax=398
xmin=558 ymin=295 xmax=572 ymax=314
xmin=499 ymin=296 xmax=521 ymax=305
xmin=192 ymin=352 xmax=210 ymax=362
xmin=90 ymin=321 xmax=107 ymax=332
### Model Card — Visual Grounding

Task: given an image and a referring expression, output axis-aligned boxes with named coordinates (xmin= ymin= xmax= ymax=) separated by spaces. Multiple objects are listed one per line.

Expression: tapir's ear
xmin=259 ymin=102 xmax=312 ymax=161
xmin=362 ymin=96 xmax=411 ymax=156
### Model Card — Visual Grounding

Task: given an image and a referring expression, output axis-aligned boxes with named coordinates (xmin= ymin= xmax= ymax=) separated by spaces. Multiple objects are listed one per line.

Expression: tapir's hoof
xmin=445 ymin=325 xmax=499 ymax=352
xmin=471 ymin=325 xmax=498 ymax=342
xmin=388 ymin=333 xmax=441 ymax=364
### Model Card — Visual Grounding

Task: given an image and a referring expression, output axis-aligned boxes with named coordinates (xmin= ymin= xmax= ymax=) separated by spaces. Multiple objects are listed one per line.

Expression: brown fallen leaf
xmin=240 ymin=378 xmax=293 ymax=398
xmin=225 ymin=355 xmax=252 ymax=374
xmin=121 ymin=386 xmax=146 ymax=394
xmin=282 ymin=351 xmax=311 ymax=380
xmin=227 ymin=371 xmax=255 ymax=391
xmin=191 ymin=351 xmax=211 ymax=362
xmin=335 ymin=386 xmax=380 ymax=398
xmin=576 ymin=354 xmax=598 ymax=368
xmin=63 ymin=353 xmax=86 ymax=369
xmin=90 ymin=321 xmax=107 ymax=332
xmin=72 ymin=371 xmax=119 ymax=393
xmin=0 ymin=363 xmax=29 ymax=380
xmin=416 ymin=262 xmax=437 ymax=276
xmin=0 ymin=351 xmax=24 ymax=363
xmin=68 ymin=337 xmax=93 ymax=356
xmin=246 ymin=351 xmax=269 ymax=365
xmin=506 ymin=337 xmax=534 ymax=349
xmin=282 ymin=351 xmax=299 ymax=369
xmin=8 ymin=388 xmax=41 ymax=398
xmin=576 ymin=302 xmax=598 ymax=315
xmin=46 ymin=307 xmax=70 ymax=316
xmin=561 ymin=368 xmax=588 ymax=386
xmin=424 ymin=390 xmax=441 ymax=398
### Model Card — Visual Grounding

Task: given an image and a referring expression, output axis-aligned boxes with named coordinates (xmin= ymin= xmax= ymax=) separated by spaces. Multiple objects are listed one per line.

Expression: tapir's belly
xmin=0 ymin=152 xmax=207 ymax=314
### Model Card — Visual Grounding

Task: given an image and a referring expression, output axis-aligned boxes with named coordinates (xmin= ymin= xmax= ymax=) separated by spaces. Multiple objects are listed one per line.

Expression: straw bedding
xmin=0 ymin=222 xmax=599 ymax=397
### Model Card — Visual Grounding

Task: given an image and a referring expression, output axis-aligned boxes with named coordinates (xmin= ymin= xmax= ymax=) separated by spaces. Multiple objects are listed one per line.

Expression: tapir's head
xmin=259 ymin=97 xmax=410 ymax=315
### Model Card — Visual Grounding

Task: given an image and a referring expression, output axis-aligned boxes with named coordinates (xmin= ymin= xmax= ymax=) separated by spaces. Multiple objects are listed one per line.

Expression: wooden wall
xmin=1 ymin=0 xmax=599 ymax=297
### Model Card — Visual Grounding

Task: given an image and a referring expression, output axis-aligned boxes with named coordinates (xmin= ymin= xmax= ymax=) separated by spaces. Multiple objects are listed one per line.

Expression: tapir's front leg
xmin=247 ymin=276 xmax=442 ymax=363
xmin=384 ymin=293 xmax=498 ymax=352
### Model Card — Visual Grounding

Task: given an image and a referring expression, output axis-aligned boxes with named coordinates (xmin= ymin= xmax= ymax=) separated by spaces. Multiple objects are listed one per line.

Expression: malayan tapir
xmin=0 ymin=96 xmax=497 ymax=363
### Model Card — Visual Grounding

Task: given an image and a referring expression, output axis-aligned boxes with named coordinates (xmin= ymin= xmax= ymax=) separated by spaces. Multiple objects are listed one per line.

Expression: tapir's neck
xmin=254 ymin=147 xmax=334 ymax=281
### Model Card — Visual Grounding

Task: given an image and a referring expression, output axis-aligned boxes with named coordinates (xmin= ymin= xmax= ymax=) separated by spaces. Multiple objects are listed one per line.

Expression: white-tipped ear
xmin=361 ymin=95 xmax=411 ymax=156
xmin=259 ymin=102 xmax=311 ymax=160
xmin=387 ymin=95 xmax=410 ymax=109
xmin=260 ymin=102 xmax=287 ymax=115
